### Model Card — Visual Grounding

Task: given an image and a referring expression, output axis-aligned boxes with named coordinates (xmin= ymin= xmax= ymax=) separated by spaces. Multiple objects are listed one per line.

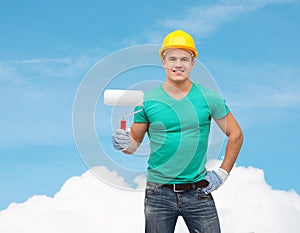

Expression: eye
xmin=181 ymin=57 xmax=190 ymax=62
xmin=168 ymin=57 xmax=177 ymax=61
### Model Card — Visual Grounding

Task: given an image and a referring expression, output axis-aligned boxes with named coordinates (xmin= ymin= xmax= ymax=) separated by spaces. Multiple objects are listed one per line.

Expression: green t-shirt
xmin=134 ymin=83 xmax=230 ymax=184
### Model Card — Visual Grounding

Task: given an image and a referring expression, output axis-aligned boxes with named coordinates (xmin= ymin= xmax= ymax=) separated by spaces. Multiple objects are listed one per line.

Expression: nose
xmin=174 ymin=59 xmax=183 ymax=68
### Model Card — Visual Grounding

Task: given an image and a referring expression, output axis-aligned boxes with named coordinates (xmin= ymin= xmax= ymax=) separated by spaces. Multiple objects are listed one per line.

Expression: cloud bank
xmin=0 ymin=165 xmax=299 ymax=233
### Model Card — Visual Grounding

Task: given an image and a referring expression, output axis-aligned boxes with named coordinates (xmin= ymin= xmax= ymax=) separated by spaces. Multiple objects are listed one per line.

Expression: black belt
xmin=162 ymin=180 xmax=209 ymax=192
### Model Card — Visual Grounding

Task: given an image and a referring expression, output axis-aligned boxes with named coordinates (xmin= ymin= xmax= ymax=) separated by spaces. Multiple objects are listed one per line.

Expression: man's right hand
xmin=112 ymin=129 xmax=130 ymax=151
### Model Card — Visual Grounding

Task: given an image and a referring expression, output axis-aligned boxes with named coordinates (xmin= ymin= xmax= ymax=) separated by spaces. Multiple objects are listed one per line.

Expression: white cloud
xmin=13 ymin=58 xmax=73 ymax=64
xmin=215 ymin=166 xmax=300 ymax=232
xmin=160 ymin=5 xmax=246 ymax=36
xmin=0 ymin=62 xmax=24 ymax=84
xmin=213 ymin=62 xmax=300 ymax=108
xmin=0 ymin=167 xmax=145 ymax=233
xmin=10 ymin=53 xmax=101 ymax=80
xmin=221 ymin=0 xmax=294 ymax=8
xmin=0 ymin=51 xmax=106 ymax=146
xmin=0 ymin=164 xmax=299 ymax=233
xmin=159 ymin=0 xmax=294 ymax=37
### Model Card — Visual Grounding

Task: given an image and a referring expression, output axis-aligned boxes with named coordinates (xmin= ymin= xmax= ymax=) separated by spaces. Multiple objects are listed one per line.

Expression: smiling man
xmin=112 ymin=30 xmax=244 ymax=233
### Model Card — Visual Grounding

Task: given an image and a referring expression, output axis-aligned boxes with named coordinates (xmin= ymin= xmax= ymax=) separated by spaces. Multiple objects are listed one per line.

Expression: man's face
xmin=162 ymin=48 xmax=195 ymax=84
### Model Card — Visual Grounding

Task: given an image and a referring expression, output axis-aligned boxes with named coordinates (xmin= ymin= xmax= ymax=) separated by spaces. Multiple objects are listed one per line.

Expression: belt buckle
xmin=173 ymin=184 xmax=184 ymax=193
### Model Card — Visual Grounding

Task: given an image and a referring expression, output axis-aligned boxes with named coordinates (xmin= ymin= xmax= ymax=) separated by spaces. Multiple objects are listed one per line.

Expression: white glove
xmin=112 ymin=129 xmax=130 ymax=151
xmin=202 ymin=168 xmax=229 ymax=194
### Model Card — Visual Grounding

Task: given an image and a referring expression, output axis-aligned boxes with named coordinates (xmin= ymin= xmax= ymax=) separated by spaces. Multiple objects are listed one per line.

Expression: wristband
xmin=217 ymin=167 xmax=229 ymax=183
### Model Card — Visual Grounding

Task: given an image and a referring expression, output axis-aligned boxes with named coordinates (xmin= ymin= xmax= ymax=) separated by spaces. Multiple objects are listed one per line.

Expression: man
xmin=112 ymin=30 xmax=243 ymax=233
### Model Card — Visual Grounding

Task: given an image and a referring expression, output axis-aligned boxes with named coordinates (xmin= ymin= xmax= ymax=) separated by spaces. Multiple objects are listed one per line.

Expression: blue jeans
xmin=144 ymin=182 xmax=221 ymax=233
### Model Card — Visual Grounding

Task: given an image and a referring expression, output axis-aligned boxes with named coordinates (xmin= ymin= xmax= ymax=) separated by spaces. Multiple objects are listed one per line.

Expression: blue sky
xmin=0 ymin=0 xmax=299 ymax=210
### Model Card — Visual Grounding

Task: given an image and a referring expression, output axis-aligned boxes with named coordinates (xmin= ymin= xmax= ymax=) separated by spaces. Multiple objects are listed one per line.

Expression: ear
xmin=191 ymin=59 xmax=195 ymax=67
xmin=162 ymin=58 xmax=167 ymax=68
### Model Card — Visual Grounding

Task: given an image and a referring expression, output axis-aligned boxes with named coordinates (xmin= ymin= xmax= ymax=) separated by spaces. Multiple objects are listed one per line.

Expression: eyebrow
xmin=167 ymin=56 xmax=191 ymax=60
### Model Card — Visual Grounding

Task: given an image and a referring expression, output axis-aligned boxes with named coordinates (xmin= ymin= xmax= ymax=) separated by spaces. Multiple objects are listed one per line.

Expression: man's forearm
xmin=123 ymin=122 xmax=148 ymax=154
xmin=220 ymin=130 xmax=244 ymax=173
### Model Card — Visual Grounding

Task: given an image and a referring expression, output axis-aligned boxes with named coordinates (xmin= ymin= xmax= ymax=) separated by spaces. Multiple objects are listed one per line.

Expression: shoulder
xmin=192 ymin=83 xmax=222 ymax=100
xmin=193 ymin=83 xmax=218 ymax=95
xmin=143 ymin=85 xmax=164 ymax=101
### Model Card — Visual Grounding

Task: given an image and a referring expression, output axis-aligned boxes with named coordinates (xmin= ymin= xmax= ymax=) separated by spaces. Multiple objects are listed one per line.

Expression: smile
xmin=172 ymin=69 xmax=184 ymax=73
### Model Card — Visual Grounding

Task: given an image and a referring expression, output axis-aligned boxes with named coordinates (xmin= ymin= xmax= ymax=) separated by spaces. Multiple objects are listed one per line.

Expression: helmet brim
xmin=159 ymin=45 xmax=198 ymax=59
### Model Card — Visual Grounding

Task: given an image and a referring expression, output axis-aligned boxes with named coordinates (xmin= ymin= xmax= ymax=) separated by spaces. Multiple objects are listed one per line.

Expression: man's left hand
xmin=202 ymin=168 xmax=229 ymax=194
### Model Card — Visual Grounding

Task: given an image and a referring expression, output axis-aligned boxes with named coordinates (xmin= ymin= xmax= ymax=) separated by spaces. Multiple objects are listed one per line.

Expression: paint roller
xmin=103 ymin=89 xmax=144 ymax=130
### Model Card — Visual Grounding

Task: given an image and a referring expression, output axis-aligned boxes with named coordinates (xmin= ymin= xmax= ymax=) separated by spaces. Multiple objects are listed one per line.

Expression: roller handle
xmin=120 ymin=119 xmax=126 ymax=130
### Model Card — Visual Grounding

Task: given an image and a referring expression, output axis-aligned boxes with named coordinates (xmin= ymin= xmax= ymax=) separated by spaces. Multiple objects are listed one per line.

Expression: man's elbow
xmin=231 ymin=128 xmax=244 ymax=144
xmin=226 ymin=122 xmax=243 ymax=141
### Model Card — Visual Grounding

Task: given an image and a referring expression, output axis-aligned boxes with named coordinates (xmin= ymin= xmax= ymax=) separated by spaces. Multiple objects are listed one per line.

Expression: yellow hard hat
xmin=159 ymin=30 xmax=198 ymax=59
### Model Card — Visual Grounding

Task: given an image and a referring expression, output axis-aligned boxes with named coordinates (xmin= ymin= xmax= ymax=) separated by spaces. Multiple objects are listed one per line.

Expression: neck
xmin=164 ymin=79 xmax=192 ymax=92
xmin=163 ymin=80 xmax=193 ymax=100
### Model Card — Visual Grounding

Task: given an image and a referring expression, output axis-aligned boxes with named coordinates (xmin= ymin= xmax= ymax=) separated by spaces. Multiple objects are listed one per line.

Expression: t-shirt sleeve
xmin=208 ymin=91 xmax=230 ymax=119
xmin=133 ymin=105 xmax=148 ymax=123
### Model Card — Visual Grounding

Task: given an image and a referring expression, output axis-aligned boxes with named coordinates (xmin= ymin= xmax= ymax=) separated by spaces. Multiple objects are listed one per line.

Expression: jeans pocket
xmin=196 ymin=189 xmax=214 ymax=201
xmin=145 ymin=182 xmax=159 ymax=195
